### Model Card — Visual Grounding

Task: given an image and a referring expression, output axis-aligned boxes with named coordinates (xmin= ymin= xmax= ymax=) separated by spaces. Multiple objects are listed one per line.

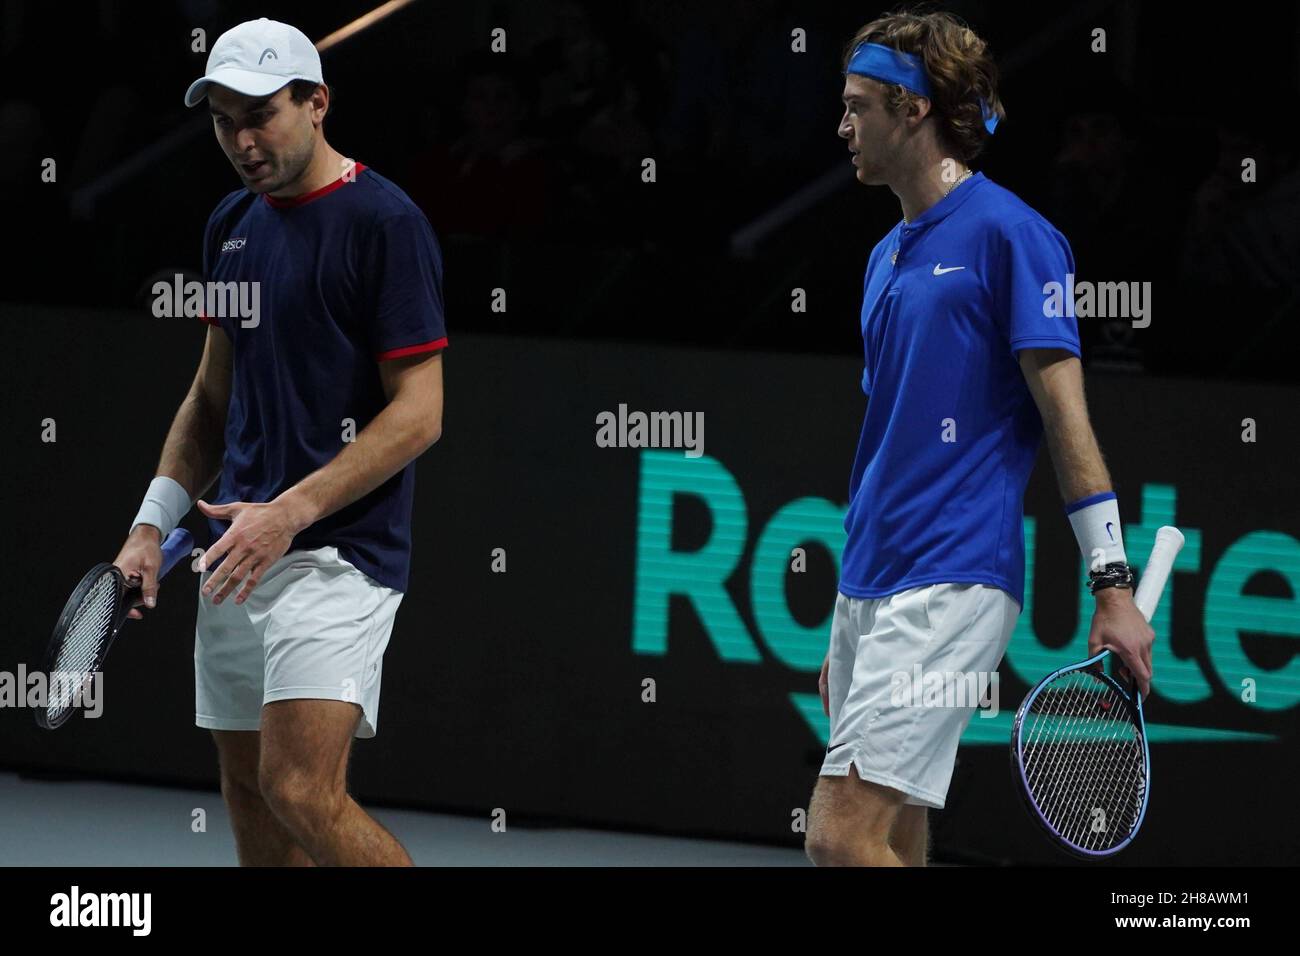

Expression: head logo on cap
xmin=183 ymin=18 xmax=323 ymax=108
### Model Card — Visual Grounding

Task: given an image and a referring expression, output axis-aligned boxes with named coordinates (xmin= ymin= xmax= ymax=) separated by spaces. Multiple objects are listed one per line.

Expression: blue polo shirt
xmin=840 ymin=172 xmax=1080 ymax=608
xmin=199 ymin=163 xmax=447 ymax=593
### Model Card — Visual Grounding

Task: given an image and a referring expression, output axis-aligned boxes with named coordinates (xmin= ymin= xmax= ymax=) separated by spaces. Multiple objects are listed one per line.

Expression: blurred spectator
xmin=1048 ymin=78 xmax=1177 ymax=276
xmin=406 ymin=54 xmax=551 ymax=237
xmin=1175 ymin=102 xmax=1300 ymax=379
xmin=530 ymin=1 xmax=658 ymax=235
xmin=1047 ymin=77 xmax=1180 ymax=369
xmin=1180 ymin=112 xmax=1300 ymax=292
xmin=661 ymin=0 xmax=831 ymax=232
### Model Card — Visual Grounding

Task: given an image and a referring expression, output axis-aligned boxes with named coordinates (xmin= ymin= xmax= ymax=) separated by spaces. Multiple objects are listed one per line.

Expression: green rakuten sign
xmin=632 ymin=451 xmax=1296 ymax=745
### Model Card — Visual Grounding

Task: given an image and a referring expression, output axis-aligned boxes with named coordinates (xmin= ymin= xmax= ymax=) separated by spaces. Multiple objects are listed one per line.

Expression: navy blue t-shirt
xmin=840 ymin=172 xmax=1080 ymax=608
xmin=199 ymin=163 xmax=447 ymax=592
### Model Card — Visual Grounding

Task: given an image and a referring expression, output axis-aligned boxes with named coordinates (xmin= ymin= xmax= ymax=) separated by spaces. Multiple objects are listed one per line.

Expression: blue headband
xmin=846 ymin=42 xmax=999 ymax=134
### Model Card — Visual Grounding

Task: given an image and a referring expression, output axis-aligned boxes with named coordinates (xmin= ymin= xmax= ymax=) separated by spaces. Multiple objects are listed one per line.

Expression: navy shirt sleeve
xmin=363 ymin=211 xmax=448 ymax=360
xmin=1000 ymin=218 xmax=1081 ymax=359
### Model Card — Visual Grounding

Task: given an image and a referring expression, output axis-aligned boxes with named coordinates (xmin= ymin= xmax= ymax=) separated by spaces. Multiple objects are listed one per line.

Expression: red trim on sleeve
xmin=376 ymin=337 xmax=448 ymax=361
xmin=263 ymin=162 xmax=368 ymax=208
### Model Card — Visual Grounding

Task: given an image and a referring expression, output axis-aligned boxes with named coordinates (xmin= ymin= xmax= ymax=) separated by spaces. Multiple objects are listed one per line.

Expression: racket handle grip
xmin=1133 ymin=525 xmax=1185 ymax=622
xmin=158 ymin=528 xmax=195 ymax=579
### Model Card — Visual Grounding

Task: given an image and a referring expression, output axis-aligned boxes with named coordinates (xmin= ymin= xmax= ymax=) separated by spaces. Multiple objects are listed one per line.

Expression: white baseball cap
xmin=184 ymin=17 xmax=323 ymax=108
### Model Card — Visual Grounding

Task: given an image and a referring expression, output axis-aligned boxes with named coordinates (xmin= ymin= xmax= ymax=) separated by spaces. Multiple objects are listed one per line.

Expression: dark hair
xmin=843 ymin=6 xmax=1003 ymax=163
xmin=287 ymin=79 xmax=332 ymax=118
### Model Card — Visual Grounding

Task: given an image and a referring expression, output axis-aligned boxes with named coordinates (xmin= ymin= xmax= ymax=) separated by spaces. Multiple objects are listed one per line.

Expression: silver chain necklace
xmin=893 ymin=169 xmax=973 ymax=264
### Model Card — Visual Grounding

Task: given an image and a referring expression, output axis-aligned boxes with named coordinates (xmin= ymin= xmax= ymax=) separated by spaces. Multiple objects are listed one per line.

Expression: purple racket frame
xmin=1009 ymin=648 xmax=1151 ymax=860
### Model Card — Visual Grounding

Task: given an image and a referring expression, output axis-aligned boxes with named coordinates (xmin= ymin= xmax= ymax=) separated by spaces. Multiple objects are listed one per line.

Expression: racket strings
xmin=1056 ymin=721 xmax=1136 ymax=849
xmin=1030 ymin=685 xmax=1130 ymax=831
xmin=1020 ymin=672 xmax=1145 ymax=852
xmin=1028 ymin=683 xmax=1139 ymax=848
xmin=46 ymin=574 xmax=118 ymax=718
xmin=1026 ymin=710 xmax=1111 ymax=842
xmin=1028 ymin=682 xmax=1143 ymax=851
xmin=1027 ymin=719 xmax=1125 ymax=850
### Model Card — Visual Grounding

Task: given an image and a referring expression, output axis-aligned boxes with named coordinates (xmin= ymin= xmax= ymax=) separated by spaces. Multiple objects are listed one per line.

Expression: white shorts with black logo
xmin=195 ymin=545 xmax=402 ymax=739
xmin=820 ymin=583 xmax=1019 ymax=809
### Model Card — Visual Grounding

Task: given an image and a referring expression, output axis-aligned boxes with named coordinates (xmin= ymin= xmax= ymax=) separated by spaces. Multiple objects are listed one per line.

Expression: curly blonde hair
xmin=843 ymin=6 xmax=1004 ymax=163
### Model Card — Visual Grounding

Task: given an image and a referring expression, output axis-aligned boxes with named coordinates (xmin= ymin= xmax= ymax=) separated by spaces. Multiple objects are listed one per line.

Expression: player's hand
xmin=113 ymin=524 xmax=163 ymax=620
xmin=196 ymin=495 xmax=313 ymax=606
xmin=818 ymin=652 xmax=831 ymax=717
xmin=1087 ymin=587 xmax=1155 ymax=699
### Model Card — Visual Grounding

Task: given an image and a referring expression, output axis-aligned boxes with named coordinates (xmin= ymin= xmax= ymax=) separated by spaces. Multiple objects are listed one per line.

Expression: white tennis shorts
xmin=195 ymin=545 xmax=402 ymax=739
xmin=820 ymin=583 xmax=1019 ymax=809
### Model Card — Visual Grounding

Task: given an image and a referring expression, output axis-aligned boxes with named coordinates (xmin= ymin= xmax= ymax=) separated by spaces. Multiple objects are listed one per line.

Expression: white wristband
xmin=130 ymin=476 xmax=193 ymax=538
xmin=1065 ymin=492 xmax=1127 ymax=572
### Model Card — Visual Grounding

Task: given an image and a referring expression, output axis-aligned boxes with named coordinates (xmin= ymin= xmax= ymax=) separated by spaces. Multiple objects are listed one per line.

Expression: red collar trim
xmin=262 ymin=162 xmax=368 ymax=208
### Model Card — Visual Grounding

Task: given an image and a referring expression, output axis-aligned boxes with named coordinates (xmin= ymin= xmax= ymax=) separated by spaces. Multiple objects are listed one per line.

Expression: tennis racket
xmin=1009 ymin=524 xmax=1185 ymax=859
xmin=35 ymin=527 xmax=194 ymax=730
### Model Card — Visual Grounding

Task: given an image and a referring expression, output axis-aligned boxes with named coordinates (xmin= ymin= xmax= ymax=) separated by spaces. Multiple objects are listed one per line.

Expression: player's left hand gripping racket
xmin=1010 ymin=525 xmax=1185 ymax=859
xmin=35 ymin=527 xmax=193 ymax=730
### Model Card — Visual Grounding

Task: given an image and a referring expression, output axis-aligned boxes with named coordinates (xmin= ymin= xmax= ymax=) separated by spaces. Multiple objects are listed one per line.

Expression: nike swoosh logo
xmin=1106 ymin=521 xmax=1115 ymax=541
xmin=825 ymin=741 xmax=850 ymax=754
xmin=933 ymin=264 xmax=966 ymax=275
